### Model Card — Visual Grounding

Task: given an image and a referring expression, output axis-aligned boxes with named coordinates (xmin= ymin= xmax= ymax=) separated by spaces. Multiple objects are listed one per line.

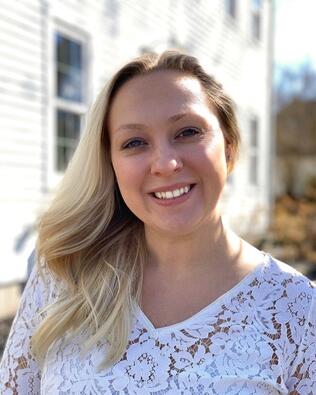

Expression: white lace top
xmin=1 ymin=254 xmax=315 ymax=394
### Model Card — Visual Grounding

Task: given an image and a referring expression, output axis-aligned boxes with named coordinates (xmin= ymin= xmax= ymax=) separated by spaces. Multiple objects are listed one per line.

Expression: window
xmin=251 ymin=0 xmax=262 ymax=40
xmin=249 ymin=116 xmax=259 ymax=185
xmin=54 ymin=32 xmax=87 ymax=172
xmin=225 ymin=0 xmax=237 ymax=19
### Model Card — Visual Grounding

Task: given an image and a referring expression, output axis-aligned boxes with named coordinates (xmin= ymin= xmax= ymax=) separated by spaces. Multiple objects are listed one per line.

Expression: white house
xmin=0 ymin=0 xmax=273 ymax=284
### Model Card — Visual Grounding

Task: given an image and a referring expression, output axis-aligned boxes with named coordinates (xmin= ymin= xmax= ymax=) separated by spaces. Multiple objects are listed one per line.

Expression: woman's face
xmin=109 ymin=71 xmax=229 ymax=237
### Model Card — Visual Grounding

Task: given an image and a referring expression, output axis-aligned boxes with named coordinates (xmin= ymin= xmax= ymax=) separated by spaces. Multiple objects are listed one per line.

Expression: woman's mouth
xmin=151 ymin=184 xmax=195 ymax=200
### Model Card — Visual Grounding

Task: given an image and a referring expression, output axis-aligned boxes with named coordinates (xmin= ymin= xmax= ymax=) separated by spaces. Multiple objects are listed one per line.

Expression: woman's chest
xmin=41 ymin=319 xmax=288 ymax=394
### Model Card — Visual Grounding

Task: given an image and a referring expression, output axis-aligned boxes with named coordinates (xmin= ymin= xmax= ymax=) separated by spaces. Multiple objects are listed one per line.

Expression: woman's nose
xmin=150 ymin=147 xmax=183 ymax=176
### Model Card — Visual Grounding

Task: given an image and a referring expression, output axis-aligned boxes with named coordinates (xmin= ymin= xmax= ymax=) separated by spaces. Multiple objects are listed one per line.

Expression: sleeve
xmin=286 ymin=287 xmax=316 ymax=394
xmin=0 ymin=261 xmax=53 ymax=394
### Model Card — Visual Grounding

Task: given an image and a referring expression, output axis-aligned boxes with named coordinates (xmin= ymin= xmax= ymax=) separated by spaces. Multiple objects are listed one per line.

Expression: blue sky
xmin=274 ymin=0 xmax=316 ymax=68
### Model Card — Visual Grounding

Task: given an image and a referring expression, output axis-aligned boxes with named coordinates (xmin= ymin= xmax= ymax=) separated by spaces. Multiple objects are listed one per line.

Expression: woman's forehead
xmin=108 ymin=71 xmax=212 ymax=129
xmin=113 ymin=71 xmax=207 ymax=105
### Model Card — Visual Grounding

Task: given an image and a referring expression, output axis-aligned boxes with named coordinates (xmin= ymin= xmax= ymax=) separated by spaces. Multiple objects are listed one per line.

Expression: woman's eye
xmin=122 ymin=139 xmax=146 ymax=149
xmin=177 ymin=128 xmax=201 ymax=138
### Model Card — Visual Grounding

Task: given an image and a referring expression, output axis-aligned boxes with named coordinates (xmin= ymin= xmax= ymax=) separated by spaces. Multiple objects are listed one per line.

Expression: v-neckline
xmin=134 ymin=252 xmax=270 ymax=335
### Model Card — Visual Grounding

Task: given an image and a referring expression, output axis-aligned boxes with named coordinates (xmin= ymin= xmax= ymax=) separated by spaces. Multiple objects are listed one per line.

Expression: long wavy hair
xmin=32 ymin=50 xmax=240 ymax=368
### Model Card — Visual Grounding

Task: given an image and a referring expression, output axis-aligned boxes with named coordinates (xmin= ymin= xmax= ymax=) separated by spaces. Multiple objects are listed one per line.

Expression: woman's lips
xmin=149 ymin=184 xmax=196 ymax=206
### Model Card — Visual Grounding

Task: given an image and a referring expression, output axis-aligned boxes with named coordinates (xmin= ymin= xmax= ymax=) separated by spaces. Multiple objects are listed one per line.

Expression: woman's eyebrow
xmin=167 ymin=112 xmax=203 ymax=123
xmin=114 ymin=123 xmax=146 ymax=134
xmin=114 ymin=113 xmax=200 ymax=134
xmin=168 ymin=113 xmax=187 ymax=122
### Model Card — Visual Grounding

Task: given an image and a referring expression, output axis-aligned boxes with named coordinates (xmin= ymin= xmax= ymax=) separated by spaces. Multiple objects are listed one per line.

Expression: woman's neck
xmin=144 ymin=218 xmax=242 ymax=277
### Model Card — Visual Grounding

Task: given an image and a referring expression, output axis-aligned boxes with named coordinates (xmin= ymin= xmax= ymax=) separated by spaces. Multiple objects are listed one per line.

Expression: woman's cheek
xmin=115 ymin=157 xmax=144 ymax=192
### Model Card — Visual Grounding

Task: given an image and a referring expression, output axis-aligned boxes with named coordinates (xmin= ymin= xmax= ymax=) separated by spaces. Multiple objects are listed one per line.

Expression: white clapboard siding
xmin=0 ymin=0 xmax=44 ymax=284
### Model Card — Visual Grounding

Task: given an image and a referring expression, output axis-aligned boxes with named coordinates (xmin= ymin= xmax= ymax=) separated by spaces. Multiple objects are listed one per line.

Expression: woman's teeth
xmin=154 ymin=185 xmax=191 ymax=200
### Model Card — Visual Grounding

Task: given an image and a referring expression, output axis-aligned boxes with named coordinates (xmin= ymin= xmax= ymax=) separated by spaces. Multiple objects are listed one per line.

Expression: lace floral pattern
xmin=1 ymin=255 xmax=315 ymax=394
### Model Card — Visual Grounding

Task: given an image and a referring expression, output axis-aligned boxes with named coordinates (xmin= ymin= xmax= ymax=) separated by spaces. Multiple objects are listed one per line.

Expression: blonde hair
xmin=32 ymin=50 xmax=241 ymax=368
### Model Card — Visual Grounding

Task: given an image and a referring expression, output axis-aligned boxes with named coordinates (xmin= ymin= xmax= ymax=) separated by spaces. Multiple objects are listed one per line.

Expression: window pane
xmin=57 ymin=109 xmax=66 ymax=138
xmin=56 ymin=110 xmax=81 ymax=171
xmin=57 ymin=35 xmax=69 ymax=65
xmin=57 ymin=145 xmax=67 ymax=172
xmin=252 ymin=0 xmax=262 ymax=9
xmin=57 ymin=110 xmax=81 ymax=140
xmin=252 ymin=13 xmax=261 ymax=40
xmin=56 ymin=34 xmax=82 ymax=68
xmin=250 ymin=155 xmax=258 ymax=185
xmin=55 ymin=33 xmax=83 ymax=102
xmin=70 ymin=41 xmax=82 ymax=69
xmin=250 ymin=118 xmax=258 ymax=147
xmin=57 ymin=69 xmax=83 ymax=101
xmin=225 ymin=0 xmax=236 ymax=18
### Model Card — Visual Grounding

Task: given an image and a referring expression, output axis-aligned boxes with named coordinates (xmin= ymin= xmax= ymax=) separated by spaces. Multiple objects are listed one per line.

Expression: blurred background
xmin=0 ymin=0 xmax=315 ymax=355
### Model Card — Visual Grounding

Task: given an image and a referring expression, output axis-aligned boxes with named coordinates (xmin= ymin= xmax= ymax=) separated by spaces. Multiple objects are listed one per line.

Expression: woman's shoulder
xmin=258 ymin=255 xmax=316 ymax=391
xmin=238 ymin=241 xmax=315 ymax=302
xmin=262 ymin=253 xmax=315 ymax=291
xmin=24 ymin=258 xmax=61 ymax=311
xmin=252 ymin=253 xmax=315 ymax=326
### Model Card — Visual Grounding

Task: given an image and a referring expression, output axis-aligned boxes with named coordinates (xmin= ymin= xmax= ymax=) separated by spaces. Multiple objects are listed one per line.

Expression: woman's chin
xmin=144 ymin=218 xmax=203 ymax=239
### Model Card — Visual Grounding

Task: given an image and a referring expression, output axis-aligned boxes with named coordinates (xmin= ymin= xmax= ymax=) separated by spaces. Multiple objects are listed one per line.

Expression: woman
xmin=1 ymin=51 xmax=315 ymax=394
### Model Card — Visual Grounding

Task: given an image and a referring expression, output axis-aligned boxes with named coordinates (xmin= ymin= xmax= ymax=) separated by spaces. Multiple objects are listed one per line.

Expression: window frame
xmin=47 ymin=21 xmax=91 ymax=189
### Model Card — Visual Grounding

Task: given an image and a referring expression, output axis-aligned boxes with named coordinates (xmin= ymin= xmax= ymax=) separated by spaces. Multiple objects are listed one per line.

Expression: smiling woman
xmin=0 ymin=51 xmax=315 ymax=394
xmin=109 ymin=71 xmax=228 ymax=236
